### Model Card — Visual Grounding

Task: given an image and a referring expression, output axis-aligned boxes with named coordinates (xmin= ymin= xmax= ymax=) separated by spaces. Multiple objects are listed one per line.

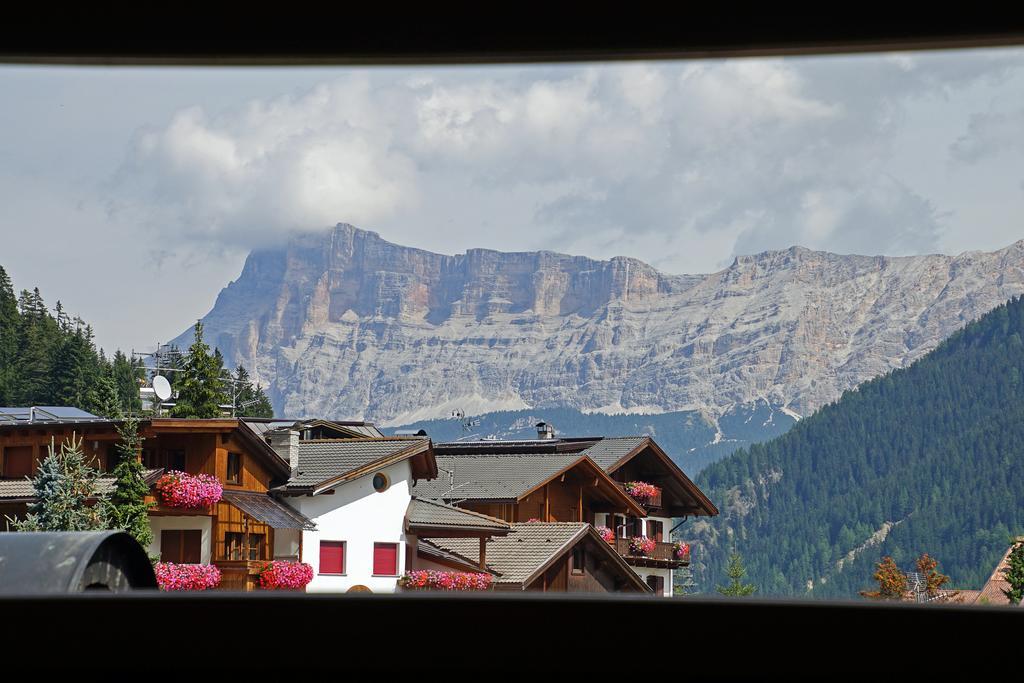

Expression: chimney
xmin=535 ymin=421 xmax=555 ymax=440
xmin=267 ymin=429 xmax=300 ymax=473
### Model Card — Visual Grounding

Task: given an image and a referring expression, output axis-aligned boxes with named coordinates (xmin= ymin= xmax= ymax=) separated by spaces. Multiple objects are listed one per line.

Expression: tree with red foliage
xmin=860 ymin=556 xmax=908 ymax=600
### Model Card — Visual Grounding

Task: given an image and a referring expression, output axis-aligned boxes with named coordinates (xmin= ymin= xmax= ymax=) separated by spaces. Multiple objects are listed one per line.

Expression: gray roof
xmin=417 ymin=538 xmax=496 ymax=574
xmin=428 ymin=523 xmax=590 ymax=586
xmin=240 ymin=418 xmax=384 ymax=440
xmin=580 ymin=437 xmax=649 ymax=470
xmin=0 ymin=468 xmax=164 ymax=501
xmin=406 ymin=497 xmax=510 ymax=533
xmin=278 ymin=438 xmax=428 ymax=491
xmin=413 ymin=453 xmax=584 ymax=500
xmin=0 ymin=406 xmax=109 ymax=425
xmin=222 ymin=491 xmax=317 ymax=530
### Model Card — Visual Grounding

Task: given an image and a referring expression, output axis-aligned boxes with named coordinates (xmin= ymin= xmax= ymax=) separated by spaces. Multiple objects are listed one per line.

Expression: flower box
xmin=674 ymin=541 xmax=691 ymax=561
xmin=255 ymin=560 xmax=314 ymax=590
xmin=597 ymin=526 xmax=616 ymax=544
xmin=629 ymin=536 xmax=657 ymax=556
xmin=398 ymin=570 xmax=493 ymax=591
xmin=154 ymin=470 xmax=223 ymax=509
xmin=155 ymin=563 xmax=221 ymax=591
xmin=624 ymin=481 xmax=660 ymax=501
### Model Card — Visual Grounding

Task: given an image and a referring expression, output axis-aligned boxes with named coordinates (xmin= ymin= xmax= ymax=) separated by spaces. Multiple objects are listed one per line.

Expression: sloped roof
xmin=275 ymin=438 xmax=431 ymax=493
xmin=428 ymin=522 xmax=650 ymax=591
xmin=222 ymin=490 xmax=317 ymax=530
xmin=580 ymin=437 xmax=649 ymax=470
xmin=975 ymin=542 xmax=1021 ymax=605
xmin=0 ymin=468 xmax=164 ymax=501
xmin=417 ymin=538 xmax=498 ymax=575
xmin=406 ymin=497 xmax=510 ymax=535
xmin=430 ymin=523 xmax=590 ymax=585
xmin=413 ymin=453 xmax=584 ymax=500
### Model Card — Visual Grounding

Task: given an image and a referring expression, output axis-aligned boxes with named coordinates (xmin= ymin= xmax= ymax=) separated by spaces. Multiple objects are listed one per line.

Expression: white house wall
xmin=147 ymin=515 xmax=213 ymax=564
xmin=289 ymin=459 xmax=414 ymax=594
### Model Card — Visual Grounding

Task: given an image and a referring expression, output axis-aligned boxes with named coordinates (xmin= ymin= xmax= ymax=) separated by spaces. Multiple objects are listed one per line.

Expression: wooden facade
xmin=0 ymin=418 xmax=292 ymax=589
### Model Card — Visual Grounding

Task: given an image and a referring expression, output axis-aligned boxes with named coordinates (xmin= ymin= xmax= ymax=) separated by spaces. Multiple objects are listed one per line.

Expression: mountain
xmin=692 ymin=296 xmax=1024 ymax=598
xmin=384 ymin=402 xmax=797 ymax=475
xmin=172 ymin=223 xmax=1024 ymax=426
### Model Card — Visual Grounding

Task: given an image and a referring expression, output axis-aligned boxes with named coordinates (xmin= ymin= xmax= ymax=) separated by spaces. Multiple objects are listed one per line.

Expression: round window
xmin=372 ymin=472 xmax=390 ymax=492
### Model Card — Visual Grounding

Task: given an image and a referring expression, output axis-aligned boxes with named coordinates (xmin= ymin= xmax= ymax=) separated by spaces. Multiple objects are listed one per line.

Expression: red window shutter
xmin=373 ymin=543 xmax=398 ymax=576
xmin=319 ymin=541 xmax=345 ymax=574
xmin=182 ymin=530 xmax=202 ymax=564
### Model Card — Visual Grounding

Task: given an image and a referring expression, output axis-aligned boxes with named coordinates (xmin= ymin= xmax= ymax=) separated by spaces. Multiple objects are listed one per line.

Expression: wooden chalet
xmin=422 ymin=434 xmax=718 ymax=595
xmin=424 ymin=522 xmax=652 ymax=593
xmin=0 ymin=409 xmax=316 ymax=590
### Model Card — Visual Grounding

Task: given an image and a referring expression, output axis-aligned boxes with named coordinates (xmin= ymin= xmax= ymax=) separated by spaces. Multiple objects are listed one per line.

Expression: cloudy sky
xmin=2 ymin=47 xmax=1024 ymax=353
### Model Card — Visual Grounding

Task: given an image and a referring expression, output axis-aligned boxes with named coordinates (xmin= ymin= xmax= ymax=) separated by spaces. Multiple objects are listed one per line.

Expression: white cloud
xmin=106 ymin=51 xmax=1024 ymax=275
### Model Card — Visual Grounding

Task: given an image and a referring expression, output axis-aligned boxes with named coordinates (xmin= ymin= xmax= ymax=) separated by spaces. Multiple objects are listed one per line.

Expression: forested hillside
xmin=0 ymin=266 xmax=271 ymax=418
xmin=692 ymin=296 xmax=1024 ymax=598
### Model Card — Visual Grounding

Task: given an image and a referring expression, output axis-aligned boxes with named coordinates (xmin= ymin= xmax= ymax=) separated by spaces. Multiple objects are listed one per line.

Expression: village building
xmin=417 ymin=429 xmax=718 ymax=596
xmin=0 ymin=408 xmax=317 ymax=590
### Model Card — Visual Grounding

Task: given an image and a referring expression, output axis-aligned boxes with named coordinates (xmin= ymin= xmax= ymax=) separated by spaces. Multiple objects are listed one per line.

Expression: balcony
xmin=612 ymin=537 xmax=688 ymax=568
xmin=616 ymin=482 xmax=663 ymax=510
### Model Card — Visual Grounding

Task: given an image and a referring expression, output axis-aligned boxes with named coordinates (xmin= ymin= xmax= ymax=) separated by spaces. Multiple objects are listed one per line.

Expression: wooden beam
xmin=544 ymin=484 xmax=550 ymax=522
xmin=479 ymin=538 xmax=487 ymax=570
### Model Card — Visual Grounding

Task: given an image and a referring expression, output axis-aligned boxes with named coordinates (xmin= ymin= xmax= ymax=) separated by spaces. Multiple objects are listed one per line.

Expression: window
xmin=161 ymin=529 xmax=202 ymax=563
xmin=225 ymin=532 xmax=266 ymax=560
xmin=2 ymin=446 xmax=32 ymax=478
xmin=372 ymin=472 xmax=389 ymax=493
xmin=373 ymin=542 xmax=399 ymax=576
xmin=571 ymin=545 xmax=585 ymax=575
xmin=319 ymin=541 xmax=346 ymax=575
xmin=646 ymin=519 xmax=664 ymax=542
xmin=226 ymin=452 xmax=241 ymax=484
xmin=646 ymin=575 xmax=665 ymax=594
xmin=144 ymin=449 xmax=186 ymax=471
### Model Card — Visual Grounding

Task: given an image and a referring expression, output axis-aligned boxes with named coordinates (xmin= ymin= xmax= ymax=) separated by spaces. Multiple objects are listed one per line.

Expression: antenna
xmin=449 ymin=409 xmax=480 ymax=433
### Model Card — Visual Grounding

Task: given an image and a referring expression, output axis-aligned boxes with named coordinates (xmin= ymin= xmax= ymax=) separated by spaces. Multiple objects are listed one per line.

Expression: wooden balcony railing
xmin=213 ymin=560 xmax=265 ymax=591
xmin=615 ymin=482 xmax=663 ymax=509
xmin=611 ymin=538 xmax=687 ymax=565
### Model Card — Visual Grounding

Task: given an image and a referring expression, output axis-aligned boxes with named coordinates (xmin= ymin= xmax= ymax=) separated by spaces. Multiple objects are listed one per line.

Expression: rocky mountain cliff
xmin=172 ymin=223 xmax=1024 ymax=425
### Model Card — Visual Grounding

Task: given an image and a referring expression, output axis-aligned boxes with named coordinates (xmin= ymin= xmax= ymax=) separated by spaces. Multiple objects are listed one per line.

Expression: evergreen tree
xmin=102 ymin=417 xmax=153 ymax=551
xmin=89 ymin=365 xmax=123 ymax=419
xmin=111 ymin=349 xmax=144 ymax=414
xmin=232 ymin=364 xmax=274 ymax=418
xmin=171 ymin=321 xmax=225 ymax=419
xmin=716 ymin=551 xmax=757 ymax=597
xmin=13 ymin=288 xmax=58 ymax=404
xmin=0 ymin=266 xmax=18 ymax=404
xmin=12 ymin=434 xmax=106 ymax=531
xmin=1002 ymin=540 xmax=1024 ymax=606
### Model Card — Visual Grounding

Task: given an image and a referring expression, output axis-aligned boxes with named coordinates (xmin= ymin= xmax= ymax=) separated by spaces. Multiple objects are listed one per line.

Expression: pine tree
xmin=102 ymin=417 xmax=154 ymax=551
xmin=0 ymin=266 xmax=18 ymax=404
xmin=89 ymin=366 xmax=123 ymax=419
xmin=1002 ymin=540 xmax=1024 ymax=605
xmin=233 ymin=364 xmax=274 ymax=418
xmin=111 ymin=349 xmax=144 ymax=414
xmin=12 ymin=434 xmax=107 ymax=531
xmin=171 ymin=321 xmax=226 ymax=419
xmin=717 ymin=551 xmax=757 ymax=597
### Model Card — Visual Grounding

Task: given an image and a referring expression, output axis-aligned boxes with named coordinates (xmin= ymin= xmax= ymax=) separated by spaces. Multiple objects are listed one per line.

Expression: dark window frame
xmin=226 ymin=452 xmax=242 ymax=484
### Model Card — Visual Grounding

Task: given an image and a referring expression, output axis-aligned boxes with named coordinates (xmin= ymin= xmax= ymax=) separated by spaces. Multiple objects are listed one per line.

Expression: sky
xmin=2 ymin=47 xmax=1024 ymax=354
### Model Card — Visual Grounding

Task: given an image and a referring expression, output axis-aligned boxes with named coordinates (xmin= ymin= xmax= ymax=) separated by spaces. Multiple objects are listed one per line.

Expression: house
xmin=267 ymin=432 xmax=439 ymax=593
xmin=417 ymin=431 xmax=718 ymax=596
xmin=423 ymin=522 xmax=652 ymax=593
xmin=958 ymin=539 xmax=1024 ymax=606
xmin=0 ymin=408 xmax=317 ymax=590
xmin=257 ymin=422 xmax=652 ymax=594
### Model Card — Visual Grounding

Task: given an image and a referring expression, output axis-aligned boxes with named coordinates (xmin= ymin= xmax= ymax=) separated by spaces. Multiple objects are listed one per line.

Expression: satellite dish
xmin=152 ymin=375 xmax=172 ymax=401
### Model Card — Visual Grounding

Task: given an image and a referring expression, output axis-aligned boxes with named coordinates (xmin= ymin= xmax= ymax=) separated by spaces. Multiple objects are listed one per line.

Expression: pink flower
xmin=674 ymin=541 xmax=691 ymax=559
xmin=398 ymin=571 xmax=492 ymax=591
xmin=596 ymin=526 xmax=616 ymax=543
xmin=256 ymin=561 xmax=314 ymax=589
xmin=624 ymin=481 xmax=660 ymax=501
xmin=629 ymin=536 xmax=657 ymax=555
xmin=155 ymin=563 xmax=221 ymax=591
xmin=155 ymin=470 xmax=223 ymax=509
